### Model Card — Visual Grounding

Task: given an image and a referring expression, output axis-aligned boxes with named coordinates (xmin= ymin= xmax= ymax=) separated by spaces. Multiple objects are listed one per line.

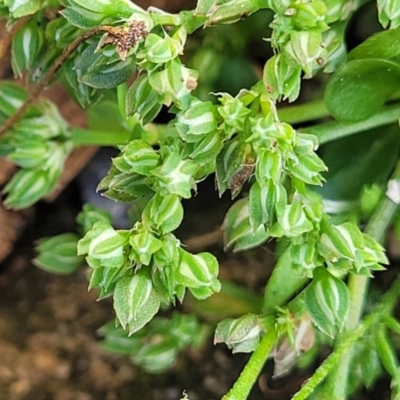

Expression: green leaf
xmin=354 ymin=338 xmax=382 ymax=389
xmin=255 ymin=149 xmax=282 ymax=183
xmin=113 ymin=271 xmax=161 ymax=334
xmin=202 ymin=0 xmax=264 ymax=26
xmin=70 ymin=0 xmax=145 ymax=18
xmin=4 ymin=0 xmax=41 ymax=17
xmin=318 ymin=220 xmax=357 ymax=262
xmin=263 ymin=248 xmax=309 ymax=313
xmin=34 ymin=233 xmax=83 ymax=275
xmin=217 ymin=94 xmax=251 ymax=135
xmin=324 ymin=59 xmax=400 ymax=122
xmin=348 ymin=29 xmax=400 ymax=61
xmin=140 ymin=28 xmax=186 ymax=64
xmin=305 ymin=268 xmax=349 ymax=338
xmin=80 ymin=58 xmax=137 ymax=89
xmin=134 ymin=338 xmax=179 ymax=373
xmin=60 ymin=6 xmax=106 ymax=29
xmin=317 ymin=126 xmax=400 ymax=201
xmin=291 ymin=0 xmax=328 ymax=30
xmin=376 ymin=324 xmax=399 ymax=377
xmin=189 ymin=131 xmax=224 ymax=168
xmin=284 ymin=30 xmax=324 ymax=78
xmin=88 ymin=264 xmax=128 ymax=297
xmin=276 ymin=193 xmax=314 ymax=237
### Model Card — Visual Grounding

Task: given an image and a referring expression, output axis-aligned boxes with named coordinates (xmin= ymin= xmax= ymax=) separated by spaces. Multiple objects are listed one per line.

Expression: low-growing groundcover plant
xmin=1 ymin=0 xmax=400 ymax=398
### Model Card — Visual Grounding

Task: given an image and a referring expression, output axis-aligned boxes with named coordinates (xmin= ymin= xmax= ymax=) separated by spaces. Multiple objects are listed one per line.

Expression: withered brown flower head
xmin=99 ymin=20 xmax=148 ymax=61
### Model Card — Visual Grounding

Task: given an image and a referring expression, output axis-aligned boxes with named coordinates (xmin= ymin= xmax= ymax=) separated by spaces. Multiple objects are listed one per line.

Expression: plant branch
xmin=221 ymin=322 xmax=277 ymax=400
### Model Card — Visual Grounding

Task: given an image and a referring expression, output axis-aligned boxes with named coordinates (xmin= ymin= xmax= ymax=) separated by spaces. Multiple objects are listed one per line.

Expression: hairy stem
xmin=292 ymin=273 xmax=400 ymax=400
xmin=296 ymin=161 xmax=400 ymax=399
xmin=221 ymin=323 xmax=277 ymax=400
xmin=325 ymin=161 xmax=400 ymax=398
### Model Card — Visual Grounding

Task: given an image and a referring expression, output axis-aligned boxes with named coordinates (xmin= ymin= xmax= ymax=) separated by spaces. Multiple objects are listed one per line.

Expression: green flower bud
xmin=113 ymin=140 xmax=160 ymax=175
xmin=305 ymin=267 xmax=349 ymax=338
xmin=263 ymin=53 xmax=302 ymax=102
xmin=217 ymin=94 xmax=251 ymax=136
xmin=78 ymin=221 xmax=128 ymax=268
xmin=8 ymin=140 xmax=49 ymax=169
xmin=216 ymin=140 xmax=254 ymax=197
xmin=214 ymin=314 xmax=262 ymax=353
xmin=377 ymin=0 xmax=400 ymax=29
xmin=3 ymin=168 xmax=57 ymax=209
xmin=290 ymin=0 xmax=328 ymax=30
xmin=129 ymin=230 xmax=163 ymax=265
xmin=284 ymin=31 xmax=325 ymax=78
xmin=222 ymin=198 xmax=270 ymax=252
xmin=126 ymin=74 xmax=162 ymax=124
xmin=175 ymin=99 xmax=217 ymax=143
xmin=139 ymin=27 xmax=186 ymax=64
xmin=175 ymin=249 xmax=220 ymax=299
xmin=113 ymin=271 xmax=161 ymax=334
xmin=34 ymin=233 xmax=83 ymax=275
xmin=151 ymin=150 xmax=197 ymax=198
xmin=142 ymin=193 xmax=184 ymax=234
xmin=149 ymin=59 xmax=198 ymax=108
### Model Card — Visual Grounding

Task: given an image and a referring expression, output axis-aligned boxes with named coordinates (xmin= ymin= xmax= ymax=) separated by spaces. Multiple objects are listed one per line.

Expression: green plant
xmin=1 ymin=0 xmax=400 ymax=398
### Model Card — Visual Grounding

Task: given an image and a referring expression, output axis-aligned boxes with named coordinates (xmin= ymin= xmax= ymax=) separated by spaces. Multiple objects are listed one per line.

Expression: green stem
xmin=315 ymin=161 xmax=400 ymax=399
xmin=221 ymin=324 xmax=277 ymax=400
xmin=292 ymin=273 xmax=400 ymax=400
xmin=278 ymin=100 xmax=330 ymax=125
xmin=305 ymin=103 xmax=400 ymax=145
xmin=70 ymin=128 xmax=131 ymax=146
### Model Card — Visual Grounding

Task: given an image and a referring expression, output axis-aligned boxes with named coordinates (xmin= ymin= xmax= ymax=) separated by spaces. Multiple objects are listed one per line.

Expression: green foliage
xmin=1 ymin=0 xmax=400 ymax=399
